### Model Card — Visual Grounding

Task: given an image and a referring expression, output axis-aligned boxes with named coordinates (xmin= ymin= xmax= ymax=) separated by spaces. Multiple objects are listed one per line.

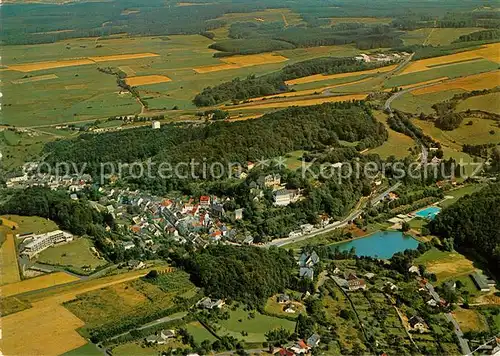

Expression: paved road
xmin=426 ymin=282 xmax=471 ymax=355
xmin=265 ymin=183 xmax=401 ymax=248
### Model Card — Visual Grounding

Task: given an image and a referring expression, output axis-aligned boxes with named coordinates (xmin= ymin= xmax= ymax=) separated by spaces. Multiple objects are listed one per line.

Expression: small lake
xmin=333 ymin=231 xmax=419 ymax=259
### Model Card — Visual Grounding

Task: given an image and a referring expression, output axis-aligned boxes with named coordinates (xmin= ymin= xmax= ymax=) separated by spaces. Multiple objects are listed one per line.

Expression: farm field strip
xmin=6 ymin=52 xmax=160 ymax=73
xmin=249 ymin=77 xmax=373 ymax=101
xmin=193 ymin=53 xmax=288 ymax=73
xmin=412 ymin=70 xmax=500 ymax=95
xmin=11 ymin=74 xmax=58 ymax=84
xmin=400 ymin=42 xmax=500 ymax=75
xmin=225 ymin=93 xmax=367 ymax=110
xmin=0 ymin=234 xmax=21 ymax=285
xmin=125 ymin=75 xmax=173 ymax=86
xmin=0 ymin=272 xmax=80 ymax=297
xmin=285 ymin=64 xmax=397 ymax=85
xmin=384 ymin=77 xmax=449 ymax=91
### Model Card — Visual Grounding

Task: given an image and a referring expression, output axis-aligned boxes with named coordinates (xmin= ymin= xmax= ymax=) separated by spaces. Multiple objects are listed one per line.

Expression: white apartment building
xmin=22 ymin=230 xmax=73 ymax=258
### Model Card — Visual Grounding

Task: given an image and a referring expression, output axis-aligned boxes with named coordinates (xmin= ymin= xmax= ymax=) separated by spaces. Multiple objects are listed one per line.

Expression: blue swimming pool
xmin=415 ymin=206 xmax=441 ymax=220
xmin=333 ymin=231 xmax=419 ymax=259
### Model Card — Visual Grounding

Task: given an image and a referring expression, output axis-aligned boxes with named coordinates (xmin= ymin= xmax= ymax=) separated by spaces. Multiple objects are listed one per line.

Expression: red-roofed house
xmin=200 ymin=195 xmax=211 ymax=207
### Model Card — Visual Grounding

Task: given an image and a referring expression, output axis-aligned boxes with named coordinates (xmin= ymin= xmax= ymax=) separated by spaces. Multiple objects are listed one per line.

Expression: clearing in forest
xmin=194 ymin=53 xmax=288 ymax=73
xmin=285 ymin=64 xmax=397 ymax=86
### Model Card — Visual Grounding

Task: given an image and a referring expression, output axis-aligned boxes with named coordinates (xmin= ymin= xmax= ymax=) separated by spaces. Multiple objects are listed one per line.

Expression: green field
xmin=111 ymin=339 xmax=188 ymax=356
xmin=385 ymin=59 xmax=498 ymax=88
xmin=186 ymin=321 xmax=218 ymax=343
xmin=2 ymin=34 xmax=364 ymax=127
xmin=456 ymin=92 xmax=500 ymax=114
xmin=414 ymin=117 xmax=500 ymax=147
xmin=1 ymin=215 xmax=59 ymax=236
xmin=392 ymin=89 xmax=465 ymax=115
xmin=440 ymin=184 xmax=486 ymax=208
xmin=62 ymin=343 xmax=102 ymax=356
xmin=37 ymin=237 xmax=106 ymax=273
xmin=367 ymin=111 xmax=416 ymax=158
xmin=0 ymin=130 xmax=57 ymax=170
xmin=215 ymin=307 xmax=295 ymax=343
xmin=401 ymin=28 xmax=485 ymax=46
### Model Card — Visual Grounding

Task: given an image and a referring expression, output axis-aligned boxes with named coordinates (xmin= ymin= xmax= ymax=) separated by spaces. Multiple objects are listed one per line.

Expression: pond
xmin=333 ymin=231 xmax=419 ymax=259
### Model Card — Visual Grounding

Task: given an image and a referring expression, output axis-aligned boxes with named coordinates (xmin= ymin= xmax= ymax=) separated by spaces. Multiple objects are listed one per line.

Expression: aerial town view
xmin=0 ymin=0 xmax=499 ymax=355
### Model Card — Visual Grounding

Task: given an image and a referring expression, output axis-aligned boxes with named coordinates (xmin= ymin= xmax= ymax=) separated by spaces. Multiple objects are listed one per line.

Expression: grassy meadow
xmin=37 ymin=238 xmax=106 ymax=273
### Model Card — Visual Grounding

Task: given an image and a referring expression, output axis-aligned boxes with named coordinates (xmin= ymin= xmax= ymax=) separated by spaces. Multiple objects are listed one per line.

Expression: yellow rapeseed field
xmin=413 ymin=71 xmax=500 ymax=95
xmin=285 ymin=64 xmax=397 ymax=86
xmin=400 ymin=42 xmax=500 ymax=75
xmin=125 ymin=75 xmax=173 ymax=86
xmin=0 ymin=234 xmax=21 ymax=285
xmin=0 ymin=272 xmax=80 ymax=297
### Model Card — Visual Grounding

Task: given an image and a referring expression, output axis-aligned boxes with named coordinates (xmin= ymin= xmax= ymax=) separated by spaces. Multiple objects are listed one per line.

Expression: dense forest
xmin=174 ymin=245 xmax=296 ymax=306
xmin=3 ymin=0 xmax=494 ymax=46
xmin=193 ymin=57 xmax=391 ymax=106
xmin=430 ymin=183 xmax=500 ymax=277
xmin=43 ymin=101 xmax=387 ymax=184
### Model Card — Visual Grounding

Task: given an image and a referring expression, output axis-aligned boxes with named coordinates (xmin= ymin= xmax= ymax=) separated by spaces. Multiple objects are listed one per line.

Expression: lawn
xmin=215 ymin=307 xmax=296 ymax=343
xmin=186 ymin=321 xmax=218 ymax=343
xmin=37 ymin=237 xmax=106 ymax=273
xmin=415 ymin=248 xmax=476 ymax=281
xmin=264 ymin=295 xmax=306 ymax=319
xmin=456 ymin=92 xmax=500 ymax=115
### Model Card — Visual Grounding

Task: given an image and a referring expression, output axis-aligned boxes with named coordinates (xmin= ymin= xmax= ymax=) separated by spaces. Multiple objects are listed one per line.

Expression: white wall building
xmin=22 ymin=230 xmax=73 ymax=258
xmin=152 ymin=121 xmax=161 ymax=129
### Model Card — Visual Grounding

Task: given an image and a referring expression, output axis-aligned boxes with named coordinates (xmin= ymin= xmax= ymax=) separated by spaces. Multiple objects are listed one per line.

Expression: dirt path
xmin=281 ymin=12 xmax=289 ymax=27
